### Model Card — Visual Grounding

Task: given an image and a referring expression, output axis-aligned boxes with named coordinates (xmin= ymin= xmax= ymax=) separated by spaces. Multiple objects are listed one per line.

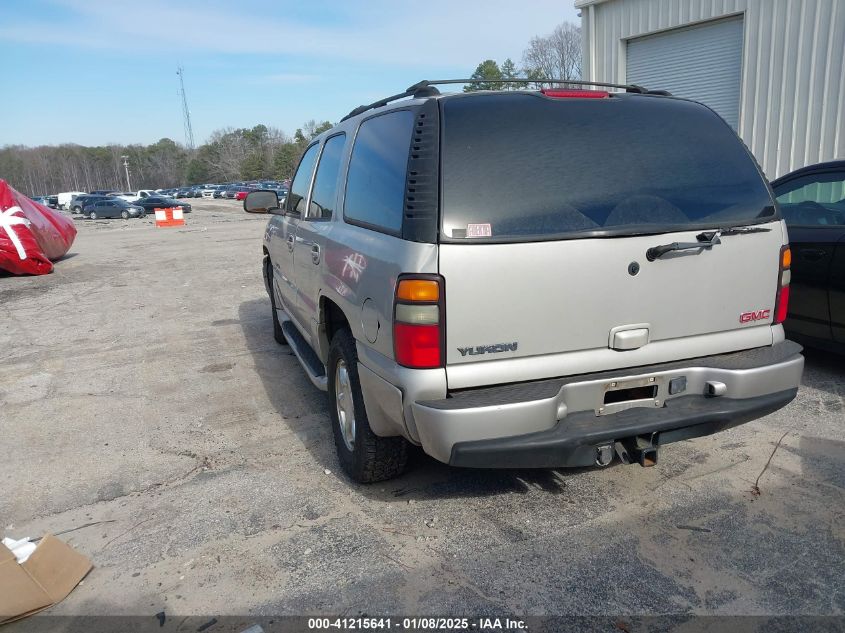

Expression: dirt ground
xmin=2 ymin=199 xmax=843 ymax=627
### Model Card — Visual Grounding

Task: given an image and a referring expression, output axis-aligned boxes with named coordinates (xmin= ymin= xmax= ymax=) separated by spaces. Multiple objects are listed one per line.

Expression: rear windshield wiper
xmin=646 ymin=223 xmax=773 ymax=261
xmin=714 ymin=225 xmax=771 ymax=236
xmin=646 ymin=231 xmax=721 ymax=261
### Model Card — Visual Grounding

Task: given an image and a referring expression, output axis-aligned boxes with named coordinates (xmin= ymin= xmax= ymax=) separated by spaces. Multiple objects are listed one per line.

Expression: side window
xmin=308 ymin=134 xmax=346 ymax=219
xmin=344 ymin=110 xmax=414 ymax=234
xmin=775 ymin=171 xmax=845 ymax=226
xmin=287 ymin=143 xmax=320 ymax=215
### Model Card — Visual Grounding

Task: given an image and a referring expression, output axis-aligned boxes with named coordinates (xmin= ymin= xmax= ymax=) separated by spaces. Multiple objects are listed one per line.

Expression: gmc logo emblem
xmin=740 ymin=309 xmax=771 ymax=323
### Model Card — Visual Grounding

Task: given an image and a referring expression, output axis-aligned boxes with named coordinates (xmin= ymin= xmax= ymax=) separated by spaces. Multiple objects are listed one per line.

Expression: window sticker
xmin=466 ymin=223 xmax=492 ymax=238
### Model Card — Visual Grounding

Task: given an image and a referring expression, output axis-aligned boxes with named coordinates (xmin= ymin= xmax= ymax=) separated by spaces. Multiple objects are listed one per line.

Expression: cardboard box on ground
xmin=0 ymin=535 xmax=92 ymax=624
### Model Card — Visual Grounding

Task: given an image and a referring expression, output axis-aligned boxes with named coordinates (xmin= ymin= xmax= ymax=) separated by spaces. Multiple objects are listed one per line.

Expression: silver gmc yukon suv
xmin=246 ymin=79 xmax=804 ymax=483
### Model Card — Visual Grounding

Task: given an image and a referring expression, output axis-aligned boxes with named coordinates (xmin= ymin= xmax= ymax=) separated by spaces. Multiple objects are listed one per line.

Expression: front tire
xmin=265 ymin=259 xmax=286 ymax=345
xmin=328 ymin=329 xmax=408 ymax=483
xmin=89 ymin=211 xmax=97 ymax=220
xmin=121 ymin=210 xmax=130 ymax=219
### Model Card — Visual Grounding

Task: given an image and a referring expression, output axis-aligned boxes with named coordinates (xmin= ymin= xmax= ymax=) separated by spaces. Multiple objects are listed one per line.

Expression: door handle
xmin=311 ymin=244 xmax=321 ymax=265
xmin=286 ymin=234 xmax=295 ymax=251
xmin=800 ymin=248 xmax=826 ymax=261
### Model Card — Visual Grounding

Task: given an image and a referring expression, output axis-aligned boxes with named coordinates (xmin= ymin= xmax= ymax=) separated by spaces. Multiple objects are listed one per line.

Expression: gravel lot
xmin=1 ymin=199 xmax=843 ymax=626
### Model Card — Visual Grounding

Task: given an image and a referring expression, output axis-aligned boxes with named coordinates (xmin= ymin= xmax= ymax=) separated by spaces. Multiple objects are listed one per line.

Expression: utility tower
xmin=177 ymin=66 xmax=195 ymax=150
xmin=121 ymin=155 xmax=131 ymax=191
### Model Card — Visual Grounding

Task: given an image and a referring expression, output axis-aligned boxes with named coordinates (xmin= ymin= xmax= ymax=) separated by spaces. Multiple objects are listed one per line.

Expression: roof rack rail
xmin=340 ymin=78 xmax=667 ymax=122
xmin=340 ymin=82 xmax=445 ymax=122
xmin=409 ymin=78 xmax=650 ymax=93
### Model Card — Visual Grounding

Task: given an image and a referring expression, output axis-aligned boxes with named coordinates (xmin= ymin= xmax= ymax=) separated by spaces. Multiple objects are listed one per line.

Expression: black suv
xmin=71 ymin=194 xmax=112 ymax=213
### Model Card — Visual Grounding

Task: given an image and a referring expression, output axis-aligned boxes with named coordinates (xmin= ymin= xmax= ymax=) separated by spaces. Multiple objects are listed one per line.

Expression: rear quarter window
xmin=344 ymin=110 xmax=414 ymax=235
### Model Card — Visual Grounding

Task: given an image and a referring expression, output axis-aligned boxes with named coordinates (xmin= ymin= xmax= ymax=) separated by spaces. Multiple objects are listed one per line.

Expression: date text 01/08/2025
xmin=307 ymin=617 xmax=528 ymax=631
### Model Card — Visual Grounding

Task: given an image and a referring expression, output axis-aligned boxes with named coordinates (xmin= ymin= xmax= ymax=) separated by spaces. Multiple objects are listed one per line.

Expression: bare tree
xmin=522 ymin=22 xmax=582 ymax=83
xmin=206 ymin=128 xmax=250 ymax=181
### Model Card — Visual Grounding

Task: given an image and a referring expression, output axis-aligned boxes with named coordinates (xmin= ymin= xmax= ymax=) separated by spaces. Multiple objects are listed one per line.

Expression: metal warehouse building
xmin=577 ymin=0 xmax=845 ymax=179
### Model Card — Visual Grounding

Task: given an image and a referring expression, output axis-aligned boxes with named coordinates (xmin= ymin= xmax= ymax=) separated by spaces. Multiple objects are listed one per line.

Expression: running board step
xmin=281 ymin=320 xmax=328 ymax=391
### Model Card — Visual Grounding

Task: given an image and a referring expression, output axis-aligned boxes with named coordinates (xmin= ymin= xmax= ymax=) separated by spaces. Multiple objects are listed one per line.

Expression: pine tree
xmin=464 ymin=60 xmax=503 ymax=92
xmin=501 ymin=58 xmax=518 ymax=90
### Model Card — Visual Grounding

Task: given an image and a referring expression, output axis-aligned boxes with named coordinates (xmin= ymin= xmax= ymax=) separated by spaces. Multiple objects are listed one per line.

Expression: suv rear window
xmin=440 ymin=93 xmax=776 ymax=241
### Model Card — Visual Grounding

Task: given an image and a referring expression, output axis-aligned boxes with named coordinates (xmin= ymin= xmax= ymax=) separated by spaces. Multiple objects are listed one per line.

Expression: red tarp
xmin=0 ymin=179 xmax=77 ymax=275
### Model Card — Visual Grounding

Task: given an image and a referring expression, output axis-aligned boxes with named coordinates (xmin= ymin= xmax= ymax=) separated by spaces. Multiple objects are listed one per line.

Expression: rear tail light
xmin=774 ymin=245 xmax=791 ymax=324
xmin=394 ymin=276 xmax=444 ymax=368
xmin=541 ymin=88 xmax=609 ymax=99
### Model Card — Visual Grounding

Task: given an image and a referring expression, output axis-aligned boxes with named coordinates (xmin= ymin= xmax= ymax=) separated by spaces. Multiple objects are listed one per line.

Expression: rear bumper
xmin=410 ymin=341 xmax=804 ymax=466
xmin=449 ymin=388 xmax=797 ymax=468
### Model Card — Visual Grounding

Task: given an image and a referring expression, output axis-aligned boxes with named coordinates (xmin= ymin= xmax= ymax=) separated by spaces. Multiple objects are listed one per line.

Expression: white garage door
xmin=627 ymin=17 xmax=744 ymax=129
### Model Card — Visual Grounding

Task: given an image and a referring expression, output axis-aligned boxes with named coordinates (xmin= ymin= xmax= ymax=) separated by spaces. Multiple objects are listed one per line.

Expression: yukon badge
xmin=458 ymin=342 xmax=518 ymax=357
xmin=739 ymin=309 xmax=771 ymax=323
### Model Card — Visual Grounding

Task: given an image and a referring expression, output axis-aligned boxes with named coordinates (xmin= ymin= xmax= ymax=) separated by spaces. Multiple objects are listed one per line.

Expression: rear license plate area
xmin=604 ymin=385 xmax=657 ymax=405
xmin=597 ymin=376 xmax=663 ymax=415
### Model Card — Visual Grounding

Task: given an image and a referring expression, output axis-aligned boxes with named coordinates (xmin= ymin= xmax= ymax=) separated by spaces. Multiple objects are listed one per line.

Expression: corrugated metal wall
xmin=579 ymin=0 xmax=845 ymax=179
xmin=627 ymin=16 xmax=745 ymax=128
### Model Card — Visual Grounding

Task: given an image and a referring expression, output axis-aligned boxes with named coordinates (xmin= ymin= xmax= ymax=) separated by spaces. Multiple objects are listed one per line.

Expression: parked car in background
xmin=251 ymin=82 xmax=803 ymax=482
xmin=134 ymin=196 xmax=192 ymax=213
xmin=771 ymin=160 xmax=845 ymax=352
xmin=269 ymin=187 xmax=288 ymax=205
xmin=46 ymin=195 xmax=59 ymax=209
xmin=89 ymin=189 xmax=118 ymax=195
xmin=235 ymin=188 xmax=255 ymax=201
xmin=174 ymin=187 xmax=192 ymax=198
xmin=83 ymin=198 xmax=145 ymax=219
xmin=71 ymin=193 xmax=112 ymax=214
xmin=31 ymin=196 xmax=50 ymax=206
xmin=115 ymin=189 xmax=158 ymax=203
xmin=57 ymin=191 xmax=88 ymax=210
xmin=201 ymin=185 xmax=219 ymax=199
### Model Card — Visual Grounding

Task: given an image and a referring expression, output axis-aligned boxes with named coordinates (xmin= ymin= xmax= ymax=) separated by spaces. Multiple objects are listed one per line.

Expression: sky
xmin=0 ymin=0 xmax=580 ymax=147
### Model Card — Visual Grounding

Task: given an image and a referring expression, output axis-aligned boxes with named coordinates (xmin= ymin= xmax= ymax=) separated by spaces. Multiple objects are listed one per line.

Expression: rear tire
xmin=328 ymin=329 xmax=409 ymax=483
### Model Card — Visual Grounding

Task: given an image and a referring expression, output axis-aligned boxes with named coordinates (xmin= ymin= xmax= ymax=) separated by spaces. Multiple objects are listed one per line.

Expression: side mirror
xmin=244 ymin=190 xmax=280 ymax=214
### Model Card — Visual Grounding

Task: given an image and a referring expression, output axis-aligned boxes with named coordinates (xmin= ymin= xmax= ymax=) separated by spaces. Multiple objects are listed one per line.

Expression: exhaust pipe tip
xmin=595 ymin=444 xmax=614 ymax=467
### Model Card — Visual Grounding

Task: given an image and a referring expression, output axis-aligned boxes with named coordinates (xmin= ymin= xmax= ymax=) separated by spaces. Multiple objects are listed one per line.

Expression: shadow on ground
xmin=237 ymin=298 xmax=590 ymax=502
